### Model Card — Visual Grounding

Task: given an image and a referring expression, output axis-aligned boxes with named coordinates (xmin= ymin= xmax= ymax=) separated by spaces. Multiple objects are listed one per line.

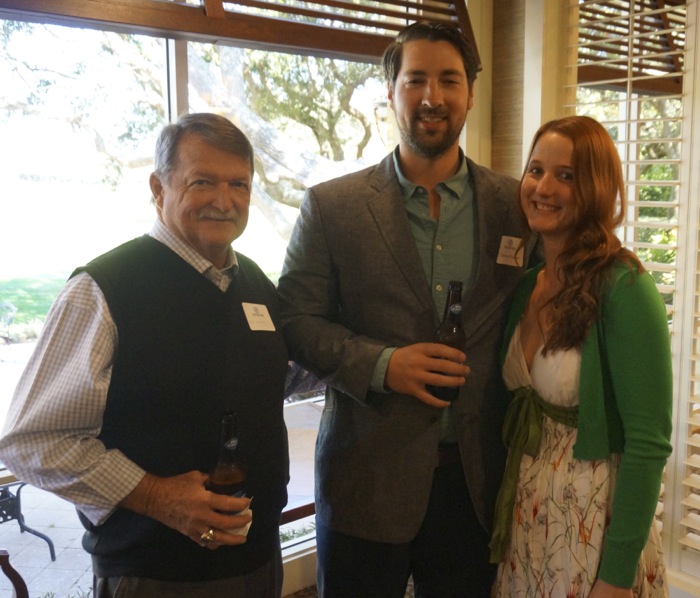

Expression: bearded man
xmin=277 ymin=20 xmax=537 ymax=598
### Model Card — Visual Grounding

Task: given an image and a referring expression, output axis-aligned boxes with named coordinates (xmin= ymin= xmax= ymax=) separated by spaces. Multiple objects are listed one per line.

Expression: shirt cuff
xmin=77 ymin=452 xmax=147 ymax=526
xmin=369 ymin=347 xmax=397 ymax=393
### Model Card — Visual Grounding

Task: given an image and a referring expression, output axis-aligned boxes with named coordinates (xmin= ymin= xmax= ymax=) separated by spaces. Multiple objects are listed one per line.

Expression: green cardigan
xmin=501 ymin=262 xmax=673 ymax=588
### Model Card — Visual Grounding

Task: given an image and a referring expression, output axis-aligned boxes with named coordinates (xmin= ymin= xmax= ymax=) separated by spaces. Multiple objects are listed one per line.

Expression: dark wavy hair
xmin=382 ymin=21 xmax=478 ymax=90
xmin=522 ymin=115 xmax=643 ymax=353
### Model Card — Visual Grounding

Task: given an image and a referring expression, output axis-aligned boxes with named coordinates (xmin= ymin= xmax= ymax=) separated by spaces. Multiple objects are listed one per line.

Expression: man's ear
xmin=149 ymin=172 xmax=164 ymax=211
xmin=387 ymin=81 xmax=395 ymax=111
xmin=467 ymin=84 xmax=475 ymax=112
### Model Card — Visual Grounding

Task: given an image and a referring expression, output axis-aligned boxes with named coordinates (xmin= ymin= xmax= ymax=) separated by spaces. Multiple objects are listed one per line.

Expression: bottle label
xmin=225 ymin=437 xmax=239 ymax=450
xmin=449 ymin=304 xmax=462 ymax=315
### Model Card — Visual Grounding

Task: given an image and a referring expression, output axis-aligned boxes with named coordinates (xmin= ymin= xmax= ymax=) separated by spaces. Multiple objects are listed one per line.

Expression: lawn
xmin=0 ymin=275 xmax=67 ymax=324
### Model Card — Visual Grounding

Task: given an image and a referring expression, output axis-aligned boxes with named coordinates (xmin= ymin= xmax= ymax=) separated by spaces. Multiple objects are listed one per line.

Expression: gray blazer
xmin=278 ymin=153 xmax=533 ymax=543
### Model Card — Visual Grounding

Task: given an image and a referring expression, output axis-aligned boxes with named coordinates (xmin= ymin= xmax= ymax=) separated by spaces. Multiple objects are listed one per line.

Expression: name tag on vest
xmin=242 ymin=303 xmax=276 ymax=331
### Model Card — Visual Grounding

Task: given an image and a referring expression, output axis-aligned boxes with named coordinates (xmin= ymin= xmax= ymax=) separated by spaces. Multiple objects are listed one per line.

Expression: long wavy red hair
xmin=520 ymin=115 xmax=642 ymax=352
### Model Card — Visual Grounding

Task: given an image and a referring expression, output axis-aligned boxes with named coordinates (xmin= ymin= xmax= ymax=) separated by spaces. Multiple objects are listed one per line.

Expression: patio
xmin=0 ymin=484 xmax=91 ymax=597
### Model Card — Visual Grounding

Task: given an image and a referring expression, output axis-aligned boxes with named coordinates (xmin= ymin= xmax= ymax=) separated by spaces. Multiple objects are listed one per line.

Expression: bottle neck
xmin=218 ymin=413 xmax=239 ymax=462
xmin=443 ymin=289 xmax=463 ymax=321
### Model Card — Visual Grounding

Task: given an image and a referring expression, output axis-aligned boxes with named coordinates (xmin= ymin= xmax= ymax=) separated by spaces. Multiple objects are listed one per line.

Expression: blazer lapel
xmin=366 ymin=156 xmax=435 ymax=316
xmin=462 ymin=160 xmax=522 ymax=339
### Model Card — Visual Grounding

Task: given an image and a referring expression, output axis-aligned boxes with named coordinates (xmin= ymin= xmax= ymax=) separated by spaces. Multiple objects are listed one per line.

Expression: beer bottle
xmin=427 ymin=280 xmax=466 ymax=402
xmin=205 ymin=411 xmax=247 ymax=500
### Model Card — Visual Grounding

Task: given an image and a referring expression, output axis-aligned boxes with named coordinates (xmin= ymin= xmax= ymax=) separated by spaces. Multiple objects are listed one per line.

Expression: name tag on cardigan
xmin=496 ymin=236 xmax=524 ymax=267
xmin=242 ymin=303 xmax=276 ymax=331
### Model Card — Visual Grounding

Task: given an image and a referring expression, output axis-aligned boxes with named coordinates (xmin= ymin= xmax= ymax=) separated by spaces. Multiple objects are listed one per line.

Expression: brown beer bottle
xmin=205 ymin=411 xmax=247 ymax=500
xmin=427 ymin=281 xmax=466 ymax=402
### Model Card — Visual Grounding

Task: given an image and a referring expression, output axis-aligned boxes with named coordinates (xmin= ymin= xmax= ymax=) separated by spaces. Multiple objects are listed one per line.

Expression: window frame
xmin=0 ymin=0 xmax=479 ymax=64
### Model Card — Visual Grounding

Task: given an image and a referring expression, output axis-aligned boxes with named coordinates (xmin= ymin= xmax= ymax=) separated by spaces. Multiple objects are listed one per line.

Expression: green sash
xmin=489 ymin=385 xmax=579 ymax=563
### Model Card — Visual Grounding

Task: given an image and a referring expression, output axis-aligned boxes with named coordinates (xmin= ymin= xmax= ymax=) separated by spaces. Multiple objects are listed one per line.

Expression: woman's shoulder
xmin=607 ymin=259 xmax=655 ymax=291
xmin=603 ymin=259 xmax=666 ymax=318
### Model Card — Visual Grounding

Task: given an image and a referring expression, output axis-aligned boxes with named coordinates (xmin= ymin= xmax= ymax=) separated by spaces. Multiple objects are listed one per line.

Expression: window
xmin=186 ymin=40 xmax=389 ymax=281
xmin=0 ymin=22 xmax=167 ymax=317
xmin=0 ymin=13 xmax=392 ymax=562
xmin=574 ymin=0 xmax=684 ymax=309
xmin=571 ymin=0 xmax=700 ymax=590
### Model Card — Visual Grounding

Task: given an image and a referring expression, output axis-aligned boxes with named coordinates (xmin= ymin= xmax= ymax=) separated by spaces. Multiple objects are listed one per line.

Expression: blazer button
xmin=429 ymin=416 xmax=439 ymax=424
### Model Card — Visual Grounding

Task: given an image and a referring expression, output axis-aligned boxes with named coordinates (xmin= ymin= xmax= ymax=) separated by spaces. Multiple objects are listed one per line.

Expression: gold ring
xmin=199 ymin=528 xmax=216 ymax=546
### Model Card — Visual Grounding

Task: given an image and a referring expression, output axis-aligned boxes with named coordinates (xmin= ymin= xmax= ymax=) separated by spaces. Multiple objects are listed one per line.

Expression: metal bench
xmin=0 ymin=468 xmax=56 ymax=561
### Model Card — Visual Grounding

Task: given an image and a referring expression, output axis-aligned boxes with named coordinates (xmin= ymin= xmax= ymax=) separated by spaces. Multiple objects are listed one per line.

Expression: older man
xmin=0 ymin=113 xmax=289 ymax=597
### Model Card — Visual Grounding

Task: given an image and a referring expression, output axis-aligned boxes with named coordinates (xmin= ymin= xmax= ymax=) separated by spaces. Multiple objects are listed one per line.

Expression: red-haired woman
xmin=490 ymin=116 xmax=671 ymax=598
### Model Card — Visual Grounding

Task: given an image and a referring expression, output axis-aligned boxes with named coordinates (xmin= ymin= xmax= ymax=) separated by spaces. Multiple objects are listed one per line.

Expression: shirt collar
xmin=149 ymin=219 xmax=239 ymax=278
xmin=392 ymin=146 xmax=470 ymax=200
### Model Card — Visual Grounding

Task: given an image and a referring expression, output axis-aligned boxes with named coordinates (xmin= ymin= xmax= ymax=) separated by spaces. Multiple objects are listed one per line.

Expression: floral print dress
xmin=492 ymin=324 xmax=667 ymax=598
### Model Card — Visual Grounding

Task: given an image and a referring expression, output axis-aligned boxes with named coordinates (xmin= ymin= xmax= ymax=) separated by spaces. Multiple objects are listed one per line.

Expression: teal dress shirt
xmin=371 ymin=148 xmax=476 ymax=441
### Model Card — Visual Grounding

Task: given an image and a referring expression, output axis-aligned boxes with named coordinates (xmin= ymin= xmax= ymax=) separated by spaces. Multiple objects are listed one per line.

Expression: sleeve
xmin=596 ymin=268 xmax=673 ymax=587
xmin=277 ymin=187 xmax=387 ymax=402
xmin=0 ymin=273 xmax=146 ymax=526
xmin=369 ymin=347 xmax=397 ymax=393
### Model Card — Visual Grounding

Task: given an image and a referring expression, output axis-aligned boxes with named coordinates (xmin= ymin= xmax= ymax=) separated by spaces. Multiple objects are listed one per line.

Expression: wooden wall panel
xmin=491 ymin=0 xmax=525 ymax=179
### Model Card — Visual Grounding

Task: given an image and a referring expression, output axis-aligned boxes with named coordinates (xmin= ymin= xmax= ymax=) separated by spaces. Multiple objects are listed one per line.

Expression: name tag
xmin=496 ymin=236 xmax=524 ymax=267
xmin=242 ymin=303 xmax=276 ymax=331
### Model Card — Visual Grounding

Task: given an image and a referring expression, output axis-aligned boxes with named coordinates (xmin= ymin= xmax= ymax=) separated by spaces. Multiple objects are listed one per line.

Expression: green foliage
xmin=0 ymin=22 xmax=165 ymax=189
xmin=0 ymin=276 xmax=66 ymax=324
xmin=280 ymin=521 xmax=316 ymax=543
xmin=576 ymin=87 xmax=679 ymax=307
xmin=243 ymin=51 xmax=382 ymax=161
xmin=638 ymin=163 xmax=677 ymax=221
xmin=38 ymin=590 xmax=90 ymax=598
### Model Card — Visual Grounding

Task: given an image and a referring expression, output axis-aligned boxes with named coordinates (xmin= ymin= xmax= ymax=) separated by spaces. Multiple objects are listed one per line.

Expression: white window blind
xmin=571 ymin=0 xmax=689 ymax=569
xmin=573 ymin=0 xmax=684 ymax=299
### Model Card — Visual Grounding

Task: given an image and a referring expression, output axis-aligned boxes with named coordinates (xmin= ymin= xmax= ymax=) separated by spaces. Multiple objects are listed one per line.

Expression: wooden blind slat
xmin=577 ymin=0 xmax=685 ymax=93
xmin=227 ymin=0 xmax=455 ymax=31
xmin=202 ymin=0 xmax=225 ymax=18
xmin=0 ymin=0 xmax=478 ymax=63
